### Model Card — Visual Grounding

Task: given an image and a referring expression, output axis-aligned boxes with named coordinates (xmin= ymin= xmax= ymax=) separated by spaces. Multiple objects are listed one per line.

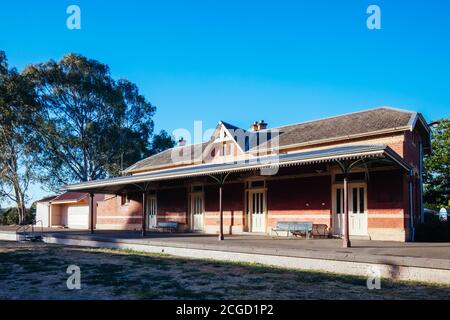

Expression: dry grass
xmin=0 ymin=241 xmax=449 ymax=300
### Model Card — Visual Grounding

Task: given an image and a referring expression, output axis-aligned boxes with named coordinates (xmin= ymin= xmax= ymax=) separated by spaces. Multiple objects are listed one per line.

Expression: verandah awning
xmin=62 ymin=144 xmax=411 ymax=194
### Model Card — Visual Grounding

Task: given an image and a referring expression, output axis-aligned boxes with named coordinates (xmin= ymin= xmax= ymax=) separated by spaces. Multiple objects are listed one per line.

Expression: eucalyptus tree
xmin=423 ymin=118 xmax=450 ymax=211
xmin=24 ymin=53 xmax=173 ymax=190
xmin=0 ymin=51 xmax=39 ymax=224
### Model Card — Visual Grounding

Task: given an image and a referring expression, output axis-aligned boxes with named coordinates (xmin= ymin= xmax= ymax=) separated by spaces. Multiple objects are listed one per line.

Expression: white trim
xmin=147 ymin=193 xmax=158 ymax=229
xmin=247 ymin=189 xmax=267 ymax=233
xmin=213 ymin=121 xmax=246 ymax=154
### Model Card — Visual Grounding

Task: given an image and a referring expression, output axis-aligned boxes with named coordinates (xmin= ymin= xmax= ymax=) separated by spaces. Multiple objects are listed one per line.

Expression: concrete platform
xmin=1 ymin=228 xmax=450 ymax=285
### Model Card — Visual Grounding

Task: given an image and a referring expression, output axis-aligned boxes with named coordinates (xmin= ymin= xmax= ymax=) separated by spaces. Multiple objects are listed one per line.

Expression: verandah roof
xmin=62 ymin=144 xmax=411 ymax=194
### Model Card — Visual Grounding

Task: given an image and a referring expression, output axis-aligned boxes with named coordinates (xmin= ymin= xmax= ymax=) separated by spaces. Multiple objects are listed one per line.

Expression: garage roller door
xmin=67 ymin=205 xmax=89 ymax=229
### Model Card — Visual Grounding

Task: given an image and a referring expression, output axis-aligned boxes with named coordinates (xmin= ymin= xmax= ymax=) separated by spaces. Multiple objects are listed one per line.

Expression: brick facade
xmin=93 ymin=118 xmax=427 ymax=242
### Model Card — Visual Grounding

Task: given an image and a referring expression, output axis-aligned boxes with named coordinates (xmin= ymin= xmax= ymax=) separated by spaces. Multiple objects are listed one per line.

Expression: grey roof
xmin=253 ymin=107 xmax=416 ymax=151
xmin=125 ymin=141 xmax=210 ymax=172
xmin=220 ymin=120 xmax=243 ymax=132
xmin=64 ymin=144 xmax=410 ymax=193
xmin=126 ymin=107 xmax=418 ymax=173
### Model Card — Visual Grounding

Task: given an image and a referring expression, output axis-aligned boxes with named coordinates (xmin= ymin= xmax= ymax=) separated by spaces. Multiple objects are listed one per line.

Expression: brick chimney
xmin=250 ymin=120 xmax=268 ymax=131
xmin=258 ymin=120 xmax=267 ymax=130
xmin=178 ymin=137 xmax=186 ymax=147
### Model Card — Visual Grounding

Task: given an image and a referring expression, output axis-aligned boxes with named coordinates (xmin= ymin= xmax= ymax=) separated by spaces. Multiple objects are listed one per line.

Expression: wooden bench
xmin=312 ymin=224 xmax=329 ymax=238
xmin=156 ymin=221 xmax=179 ymax=233
xmin=271 ymin=221 xmax=313 ymax=239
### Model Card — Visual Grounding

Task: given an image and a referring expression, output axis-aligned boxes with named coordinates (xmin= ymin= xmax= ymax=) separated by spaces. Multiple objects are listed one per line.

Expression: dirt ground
xmin=0 ymin=241 xmax=449 ymax=300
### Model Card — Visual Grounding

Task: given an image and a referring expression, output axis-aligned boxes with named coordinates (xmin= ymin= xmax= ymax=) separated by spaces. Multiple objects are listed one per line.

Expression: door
xmin=191 ymin=193 xmax=204 ymax=231
xmin=67 ymin=205 xmax=89 ymax=229
xmin=332 ymin=186 xmax=344 ymax=235
xmin=332 ymin=183 xmax=368 ymax=236
xmin=249 ymin=190 xmax=266 ymax=232
xmin=147 ymin=195 xmax=157 ymax=228
xmin=348 ymin=183 xmax=368 ymax=236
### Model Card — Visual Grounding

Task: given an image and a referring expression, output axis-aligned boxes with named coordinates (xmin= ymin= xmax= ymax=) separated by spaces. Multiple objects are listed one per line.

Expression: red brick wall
xmin=204 ymin=183 xmax=245 ymax=230
xmin=157 ymin=187 xmax=188 ymax=226
xmin=267 ymin=176 xmax=332 ymax=228
xmin=367 ymin=170 xmax=405 ymax=229
xmin=96 ymin=193 xmax=142 ymax=230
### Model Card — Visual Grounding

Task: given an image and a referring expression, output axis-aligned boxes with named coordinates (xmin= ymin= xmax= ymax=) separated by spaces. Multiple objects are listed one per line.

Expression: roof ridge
xmin=267 ymin=106 xmax=415 ymax=132
xmin=219 ymin=120 xmax=244 ymax=131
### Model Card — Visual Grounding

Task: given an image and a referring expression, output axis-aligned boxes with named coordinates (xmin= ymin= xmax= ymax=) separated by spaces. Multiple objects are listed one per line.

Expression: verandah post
xmin=142 ymin=192 xmax=147 ymax=237
xmin=343 ymin=175 xmax=351 ymax=248
xmin=218 ymin=184 xmax=224 ymax=241
xmin=89 ymin=193 xmax=94 ymax=234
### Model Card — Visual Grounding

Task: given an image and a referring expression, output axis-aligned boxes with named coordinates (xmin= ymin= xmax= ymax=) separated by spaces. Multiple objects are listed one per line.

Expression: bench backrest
xmin=157 ymin=221 xmax=178 ymax=228
xmin=276 ymin=221 xmax=313 ymax=231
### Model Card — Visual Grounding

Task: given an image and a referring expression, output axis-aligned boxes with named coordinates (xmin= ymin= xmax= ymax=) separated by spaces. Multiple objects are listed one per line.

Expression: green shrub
xmin=415 ymin=221 xmax=450 ymax=242
xmin=0 ymin=208 xmax=34 ymax=225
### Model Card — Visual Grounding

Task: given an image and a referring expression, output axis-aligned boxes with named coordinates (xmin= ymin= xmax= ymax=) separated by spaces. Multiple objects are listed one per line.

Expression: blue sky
xmin=1 ymin=0 xmax=449 ymax=205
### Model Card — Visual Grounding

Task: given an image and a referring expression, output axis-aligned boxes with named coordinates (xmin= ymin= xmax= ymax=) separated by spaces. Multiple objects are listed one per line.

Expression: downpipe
xmin=409 ymin=170 xmax=415 ymax=242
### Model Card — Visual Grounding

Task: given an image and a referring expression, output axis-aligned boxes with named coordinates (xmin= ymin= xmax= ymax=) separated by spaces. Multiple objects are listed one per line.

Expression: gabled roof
xmin=125 ymin=141 xmax=210 ymax=173
xmin=253 ymin=107 xmax=420 ymax=151
xmin=50 ymin=192 xmax=88 ymax=204
xmin=219 ymin=120 xmax=243 ymax=132
xmin=124 ymin=107 xmax=427 ymax=174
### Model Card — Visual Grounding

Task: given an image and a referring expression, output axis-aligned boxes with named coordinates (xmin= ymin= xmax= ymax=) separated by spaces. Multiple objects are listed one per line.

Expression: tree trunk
xmin=13 ymin=183 xmax=26 ymax=224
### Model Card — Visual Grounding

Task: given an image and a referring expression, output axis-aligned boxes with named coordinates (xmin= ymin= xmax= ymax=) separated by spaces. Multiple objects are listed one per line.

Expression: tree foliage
xmin=423 ymin=117 xmax=450 ymax=211
xmin=24 ymin=53 xmax=174 ymax=190
xmin=149 ymin=130 xmax=175 ymax=156
xmin=0 ymin=51 xmax=39 ymax=223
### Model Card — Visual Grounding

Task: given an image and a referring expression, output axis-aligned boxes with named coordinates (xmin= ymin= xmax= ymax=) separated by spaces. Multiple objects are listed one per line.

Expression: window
xmin=121 ymin=194 xmax=130 ymax=206
xmin=221 ymin=142 xmax=232 ymax=156
xmin=352 ymin=188 xmax=358 ymax=213
xmin=359 ymin=187 xmax=365 ymax=213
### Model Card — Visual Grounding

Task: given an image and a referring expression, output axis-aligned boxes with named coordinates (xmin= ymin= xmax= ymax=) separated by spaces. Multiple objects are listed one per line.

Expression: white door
xmin=147 ymin=195 xmax=157 ymax=228
xmin=191 ymin=193 xmax=204 ymax=231
xmin=332 ymin=183 xmax=368 ymax=236
xmin=249 ymin=191 xmax=266 ymax=232
xmin=348 ymin=183 xmax=368 ymax=236
xmin=67 ymin=205 xmax=89 ymax=229
xmin=332 ymin=186 xmax=344 ymax=235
